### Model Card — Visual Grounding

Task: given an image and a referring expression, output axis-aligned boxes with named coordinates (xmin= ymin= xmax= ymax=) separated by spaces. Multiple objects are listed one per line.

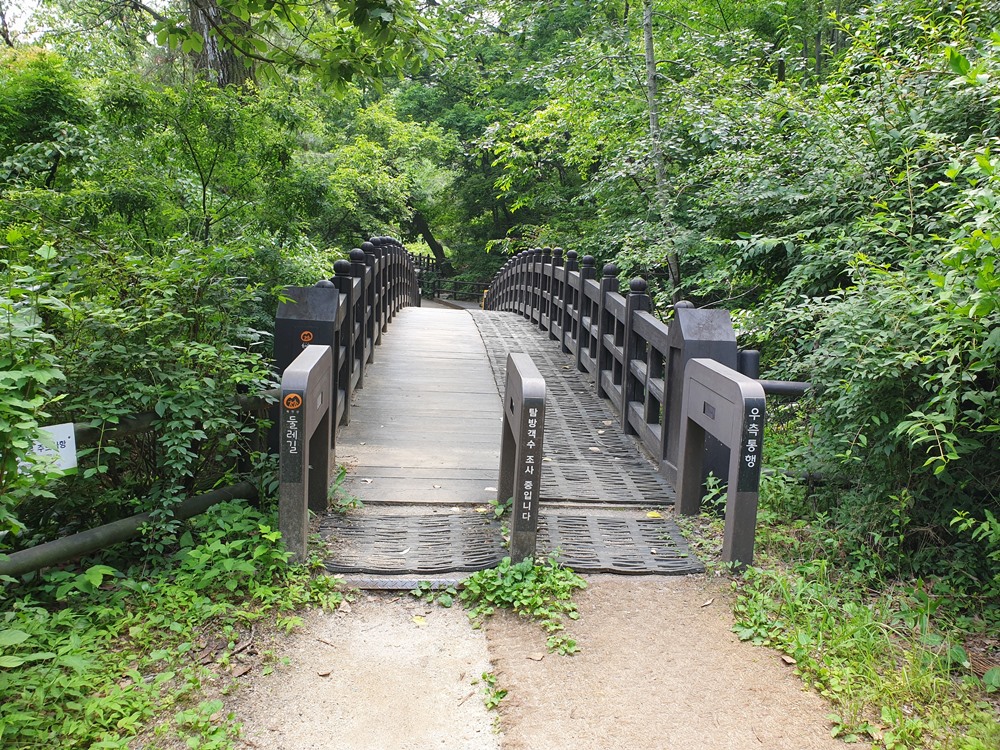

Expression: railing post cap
xmin=350 ymin=248 xmax=366 ymax=262
xmin=532 ymin=247 xmax=542 ymax=256
xmin=553 ymin=246 xmax=563 ymax=257
xmin=361 ymin=241 xmax=376 ymax=252
xmin=675 ymin=299 xmax=695 ymax=309
xmin=334 ymin=259 xmax=352 ymax=276
xmin=581 ymin=254 xmax=596 ymax=267
xmin=603 ymin=263 xmax=619 ymax=277
xmin=566 ymin=249 xmax=578 ymax=260
xmin=315 ymin=279 xmax=335 ymax=288
xmin=629 ymin=277 xmax=648 ymax=294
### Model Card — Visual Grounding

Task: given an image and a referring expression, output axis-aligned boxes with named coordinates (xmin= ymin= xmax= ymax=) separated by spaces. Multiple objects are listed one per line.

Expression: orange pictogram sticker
xmin=300 ymin=330 xmax=314 ymax=343
xmin=283 ymin=393 xmax=303 ymax=410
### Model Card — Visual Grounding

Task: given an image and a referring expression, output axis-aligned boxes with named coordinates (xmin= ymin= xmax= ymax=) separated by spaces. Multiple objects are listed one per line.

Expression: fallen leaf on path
xmin=232 ymin=665 xmax=252 ymax=677
xmin=781 ymin=655 xmax=797 ymax=665
xmin=412 ymin=615 xmax=427 ymax=627
xmin=484 ymin=487 xmax=497 ymax=492
xmin=233 ymin=638 xmax=252 ymax=654
xmin=317 ymin=637 xmax=336 ymax=647
xmin=433 ymin=484 xmax=442 ymax=489
xmin=646 ymin=510 xmax=663 ymax=518
xmin=602 ymin=420 xmax=613 ymax=426
xmin=317 ymin=669 xmax=332 ymax=677
xmin=475 ymin=507 xmax=488 ymax=513
xmin=597 ymin=429 xmax=606 ymax=434
xmin=701 ymin=598 xmax=715 ymax=608
xmin=589 ymin=447 xmax=602 ymax=453
xmin=527 ymin=653 xmax=545 ymax=662
xmin=338 ymin=600 xmax=352 ymax=614
xmin=360 ymin=478 xmax=373 ymax=484
xmin=542 ymin=457 xmax=552 ymax=462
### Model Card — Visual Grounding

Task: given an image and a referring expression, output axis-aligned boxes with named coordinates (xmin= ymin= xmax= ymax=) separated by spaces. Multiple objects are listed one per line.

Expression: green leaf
xmin=0 ymin=655 xmax=26 ymax=668
xmin=947 ymin=47 xmax=971 ymax=76
xmin=84 ymin=565 xmax=117 ymax=588
xmin=58 ymin=654 xmax=92 ymax=672
xmin=0 ymin=630 xmax=31 ymax=648
xmin=983 ymin=668 xmax=1000 ymax=692
xmin=34 ymin=244 xmax=57 ymax=261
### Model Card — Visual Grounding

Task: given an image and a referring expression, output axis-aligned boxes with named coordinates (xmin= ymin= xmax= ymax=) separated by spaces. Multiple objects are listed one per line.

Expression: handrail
xmin=0 ymin=483 xmax=258 ymax=577
xmin=278 ymin=345 xmax=334 ymax=563
xmin=275 ymin=236 xmax=419 ymax=432
xmin=486 ymin=251 xmax=739 ymax=486
xmin=676 ymin=358 xmax=766 ymax=567
xmin=497 ymin=353 xmax=546 ymax=562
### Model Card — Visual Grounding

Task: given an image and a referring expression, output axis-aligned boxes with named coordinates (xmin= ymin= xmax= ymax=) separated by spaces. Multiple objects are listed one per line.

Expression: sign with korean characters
xmin=25 ymin=423 xmax=78 ymax=475
xmin=737 ymin=398 xmax=766 ymax=492
xmin=280 ymin=391 xmax=305 ymax=481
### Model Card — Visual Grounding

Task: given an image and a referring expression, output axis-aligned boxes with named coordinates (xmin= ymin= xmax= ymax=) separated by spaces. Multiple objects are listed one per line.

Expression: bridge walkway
xmin=320 ymin=305 xmax=702 ymax=584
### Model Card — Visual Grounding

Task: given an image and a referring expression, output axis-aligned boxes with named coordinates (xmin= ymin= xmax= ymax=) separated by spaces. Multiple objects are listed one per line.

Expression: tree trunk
xmin=188 ymin=0 xmax=253 ymax=88
xmin=643 ymin=0 xmax=681 ymax=298
xmin=411 ymin=209 xmax=455 ymax=275
xmin=0 ymin=0 xmax=14 ymax=47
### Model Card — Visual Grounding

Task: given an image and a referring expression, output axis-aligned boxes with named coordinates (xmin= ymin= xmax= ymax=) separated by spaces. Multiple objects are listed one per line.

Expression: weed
xmin=328 ymin=465 xmax=363 ymax=513
xmin=409 ymin=581 xmax=458 ymax=608
xmin=479 ymin=671 xmax=507 ymax=710
xmin=488 ymin=496 xmax=512 ymax=520
xmin=460 ymin=554 xmax=586 ymax=653
xmin=732 ymin=561 xmax=1000 ymax=748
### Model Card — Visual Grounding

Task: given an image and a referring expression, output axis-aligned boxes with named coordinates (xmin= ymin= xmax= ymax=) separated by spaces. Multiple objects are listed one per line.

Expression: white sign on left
xmin=22 ymin=423 xmax=78 ymax=475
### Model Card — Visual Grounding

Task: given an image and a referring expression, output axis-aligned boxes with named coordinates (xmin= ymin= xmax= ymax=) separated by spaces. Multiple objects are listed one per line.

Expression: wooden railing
xmin=275 ymin=236 xmax=419 ymax=434
xmin=485 ymin=248 xmax=741 ymax=485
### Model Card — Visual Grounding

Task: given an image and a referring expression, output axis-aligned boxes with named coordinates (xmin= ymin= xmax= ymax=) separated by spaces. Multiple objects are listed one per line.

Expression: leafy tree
xmin=22 ymin=0 xmax=443 ymax=88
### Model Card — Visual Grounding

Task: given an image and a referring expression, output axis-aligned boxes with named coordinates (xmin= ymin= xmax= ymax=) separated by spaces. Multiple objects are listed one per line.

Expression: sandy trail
xmin=226 ymin=573 xmax=844 ymax=750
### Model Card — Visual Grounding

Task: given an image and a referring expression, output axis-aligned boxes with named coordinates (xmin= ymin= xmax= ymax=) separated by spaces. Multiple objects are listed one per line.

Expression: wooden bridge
xmin=276 ymin=239 xmax=778 ymax=587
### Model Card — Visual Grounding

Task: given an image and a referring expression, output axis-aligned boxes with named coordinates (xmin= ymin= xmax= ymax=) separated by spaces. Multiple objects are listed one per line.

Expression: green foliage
xmin=328 ymin=465 xmax=363 ymax=513
xmin=152 ymin=0 xmax=444 ymax=90
xmin=478 ymin=671 xmax=507 ymax=710
xmin=1 ymin=55 xmax=425 ymax=545
xmin=0 ymin=46 xmax=90 ymax=153
xmin=732 ymin=562 xmax=1000 ymax=749
xmin=409 ymin=581 xmax=458 ymax=609
xmin=460 ymin=555 xmax=586 ymax=654
xmin=0 ymin=500 xmax=343 ymax=748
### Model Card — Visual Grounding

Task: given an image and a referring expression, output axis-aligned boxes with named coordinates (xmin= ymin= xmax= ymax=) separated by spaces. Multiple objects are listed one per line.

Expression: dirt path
xmin=226 ymin=574 xmax=845 ymax=750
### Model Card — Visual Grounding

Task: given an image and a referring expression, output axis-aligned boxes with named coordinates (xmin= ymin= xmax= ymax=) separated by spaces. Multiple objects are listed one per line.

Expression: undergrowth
xmin=452 ymin=555 xmax=586 ymax=655
xmin=0 ymin=500 xmax=343 ymax=748
xmin=705 ymin=413 xmax=1000 ymax=750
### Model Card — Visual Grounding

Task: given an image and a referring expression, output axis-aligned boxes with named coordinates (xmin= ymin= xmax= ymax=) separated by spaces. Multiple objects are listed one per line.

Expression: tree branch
xmin=0 ymin=0 xmax=15 ymax=47
xmin=130 ymin=0 xmax=169 ymax=24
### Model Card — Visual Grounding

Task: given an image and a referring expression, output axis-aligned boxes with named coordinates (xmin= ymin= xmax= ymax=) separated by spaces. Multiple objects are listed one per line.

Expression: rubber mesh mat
xmin=539 ymin=511 xmax=703 ymax=574
xmin=321 ymin=509 xmax=703 ymax=577
xmin=321 ymin=511 xmax=504 ymax=576
xmin=470 ymin=310 xmax=676 ymax=506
